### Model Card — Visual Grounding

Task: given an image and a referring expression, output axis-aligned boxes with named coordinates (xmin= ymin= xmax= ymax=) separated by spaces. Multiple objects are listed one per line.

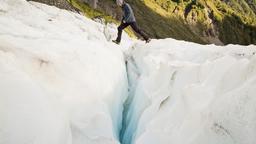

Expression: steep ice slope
xmin=124 ymin=40 xmax=256 ymax=144
xmin=0 ymin=0 xmax=129 ymax=144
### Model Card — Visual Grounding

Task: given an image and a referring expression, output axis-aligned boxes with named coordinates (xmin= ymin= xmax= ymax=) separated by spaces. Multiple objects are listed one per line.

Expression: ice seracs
xmin=0 ymin=0 xmax=128 ymax=144
xmin=124 ymin=39 xmax=256 ymax=144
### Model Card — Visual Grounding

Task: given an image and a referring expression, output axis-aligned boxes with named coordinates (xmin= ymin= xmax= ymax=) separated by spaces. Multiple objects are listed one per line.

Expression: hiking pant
xmin=116 ymin=22 xmax=149 ymax=43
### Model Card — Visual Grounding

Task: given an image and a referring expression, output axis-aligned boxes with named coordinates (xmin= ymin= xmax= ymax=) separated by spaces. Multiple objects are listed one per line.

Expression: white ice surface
xmin=0 ymin=0 xmax=129 ymax=144
xmin=125 ymin=39 xmax=256 ymax=144
xmin=1 ymin=1 xmax=256 ymax=144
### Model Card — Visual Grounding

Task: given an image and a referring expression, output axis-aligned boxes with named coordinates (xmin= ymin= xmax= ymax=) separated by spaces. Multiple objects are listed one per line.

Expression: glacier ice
xmin=124 ymin=39 xmax=256 ymax=144
xmin=0 ymin=0 xmax=128 ymax=144
xmin=0 ymin=1 xmax=256 ymax=144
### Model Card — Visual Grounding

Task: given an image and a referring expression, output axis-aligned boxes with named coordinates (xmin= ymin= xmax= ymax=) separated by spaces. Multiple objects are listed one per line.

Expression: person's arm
xmin=121 ymin=17 xmax=125 ymax=24
xmin=122 ymin=4 xmax=131 ymax=23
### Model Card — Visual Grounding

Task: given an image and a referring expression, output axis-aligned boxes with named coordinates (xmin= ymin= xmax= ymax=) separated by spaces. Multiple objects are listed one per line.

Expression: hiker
xmin=113 ymin=1 xmax=150 ymax=44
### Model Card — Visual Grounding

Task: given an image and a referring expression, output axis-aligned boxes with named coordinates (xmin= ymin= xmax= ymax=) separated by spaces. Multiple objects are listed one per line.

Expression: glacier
xmin=124 ymin=40 xmax=256 ymax=144
xmin=0 ymin=0 xmax=256 ymax=144
xmin=0 ymin=0 xmax=128 ymax=144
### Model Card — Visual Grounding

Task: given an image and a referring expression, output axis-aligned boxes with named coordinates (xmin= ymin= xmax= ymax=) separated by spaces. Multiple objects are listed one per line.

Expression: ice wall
xmin=0 ymin=0 xmax=128 ymax=144
xmin=124 ymin=39 xmax=256 ymax=144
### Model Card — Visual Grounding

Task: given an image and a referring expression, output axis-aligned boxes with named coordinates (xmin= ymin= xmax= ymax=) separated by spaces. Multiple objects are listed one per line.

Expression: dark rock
xmin=27 ymin=0 xmax=79 ymax=12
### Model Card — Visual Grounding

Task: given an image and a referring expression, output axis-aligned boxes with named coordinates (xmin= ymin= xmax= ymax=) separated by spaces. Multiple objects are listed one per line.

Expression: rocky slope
xmin=28 ymin=0 xmax=79 ymax=12
xmin=68 ymin=0 xmax=256 ymax=45
xmin=26 ymin=0 xmax=256 ymax=45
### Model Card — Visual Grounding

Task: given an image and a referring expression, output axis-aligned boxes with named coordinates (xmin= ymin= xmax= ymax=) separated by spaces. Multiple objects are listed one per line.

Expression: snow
xmin=125 ymin=39 xmax=256 ymax=144
xmin=1 ymin=1 xmax=256 ymax=144
xmin=0 ymin=0 xmax=128 ymax=144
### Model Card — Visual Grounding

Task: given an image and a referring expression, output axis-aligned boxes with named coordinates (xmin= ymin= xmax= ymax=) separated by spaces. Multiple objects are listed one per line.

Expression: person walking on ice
xmin=113 ymin=0 xmax=151 ymax=44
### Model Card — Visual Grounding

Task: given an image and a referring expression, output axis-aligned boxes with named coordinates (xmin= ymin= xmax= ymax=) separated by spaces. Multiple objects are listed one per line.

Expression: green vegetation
xmin=68 ymin=0 xmax=256 ymax=45
xmin=147 ymin=0 xmax=256 ymax=44
xmin=67 ymin=0 xmax=136 ymax=38
xmin=67 ymin=0 xmax=114 ymax=23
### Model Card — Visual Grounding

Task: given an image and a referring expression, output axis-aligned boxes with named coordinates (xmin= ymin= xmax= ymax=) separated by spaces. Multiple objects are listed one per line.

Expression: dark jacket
xmin=122 ymin=3 xmax=136 ymax=23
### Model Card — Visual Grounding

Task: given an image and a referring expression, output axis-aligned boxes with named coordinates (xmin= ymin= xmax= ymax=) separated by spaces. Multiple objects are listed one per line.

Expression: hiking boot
xmin=146 ymin=38 xmax=151 ymax=43
xmin=112 ymin=40 xmax=120 ymax=45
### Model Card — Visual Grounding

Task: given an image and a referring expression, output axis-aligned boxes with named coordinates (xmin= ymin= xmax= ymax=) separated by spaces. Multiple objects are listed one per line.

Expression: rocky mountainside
xmin=70 ymin=0 xmax=256 ymax=45
xmin=28 ymin=0 xmax=78 ymax=11
xmin=28 ymin=0 xmax=256 ymax=45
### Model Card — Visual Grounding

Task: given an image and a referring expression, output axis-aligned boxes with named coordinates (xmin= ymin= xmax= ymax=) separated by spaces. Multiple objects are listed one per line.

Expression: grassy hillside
xmin=68 ymin=0 xmax=256 ymax=45
xmin=148 ymin=0 xmax=256 ymax=45
xmin=67 ymin=0 xmax=137 ymax=38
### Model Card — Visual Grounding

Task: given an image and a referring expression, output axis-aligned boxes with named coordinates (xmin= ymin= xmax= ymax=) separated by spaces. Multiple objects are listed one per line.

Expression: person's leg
xmin=116 ymin=22 xmax=130 ymax=43
xmin=130 ymin=22 xmax=149 ymax=41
